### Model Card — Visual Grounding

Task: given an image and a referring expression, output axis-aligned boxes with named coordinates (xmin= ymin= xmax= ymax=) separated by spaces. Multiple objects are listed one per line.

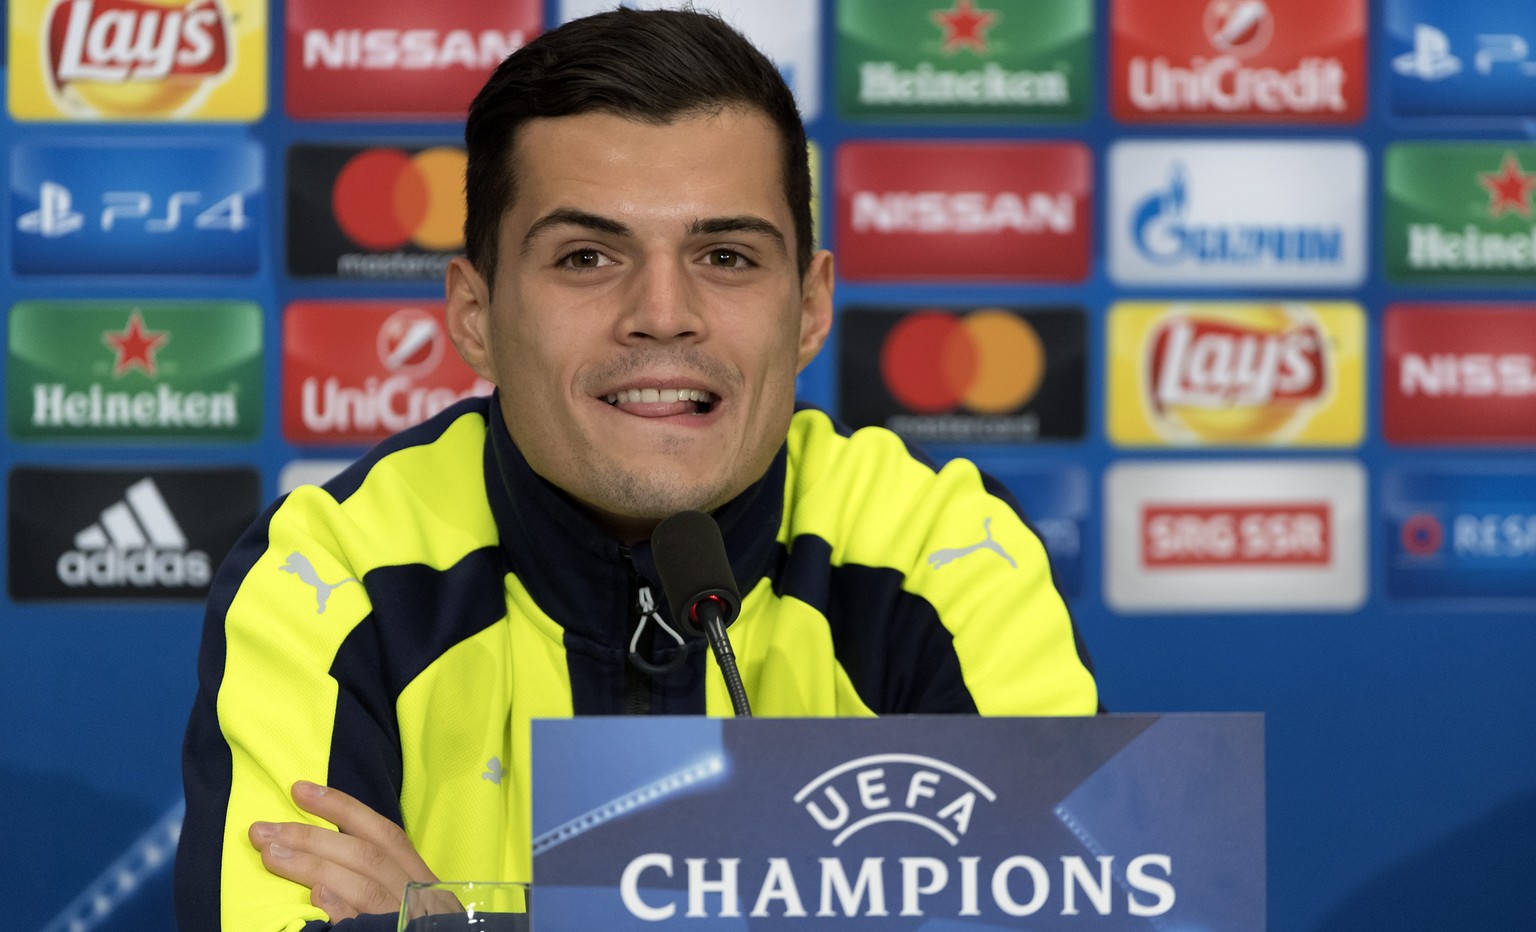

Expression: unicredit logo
xmin=284 ymin=301 xmax=491 ymax=444
xmin=1112 ymin=0 xmax=1363 ymax=121
xmin=376 ymin=306 xmax=446 ymax=379
xmin=1204 ymin=0 xmax=1273 ymax=57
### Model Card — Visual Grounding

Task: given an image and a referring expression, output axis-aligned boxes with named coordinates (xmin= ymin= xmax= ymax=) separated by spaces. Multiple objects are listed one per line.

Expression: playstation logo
xmin=1475 ymin=34 xmax=1536 ymax=76
xmin=16 ymin=182 xmax=85 ymax=237
xmin=1394 ymin=24 xmax=1461 ymax=81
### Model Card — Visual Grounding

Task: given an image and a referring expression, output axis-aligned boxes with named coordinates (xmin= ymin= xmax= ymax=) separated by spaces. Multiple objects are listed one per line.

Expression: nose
xmin=615 ymin=257 xmax=707 ymax=344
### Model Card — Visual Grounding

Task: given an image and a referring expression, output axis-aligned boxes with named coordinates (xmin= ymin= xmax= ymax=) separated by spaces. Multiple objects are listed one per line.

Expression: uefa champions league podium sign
xmin=531 ymin=715 xmax=1264 ymax=930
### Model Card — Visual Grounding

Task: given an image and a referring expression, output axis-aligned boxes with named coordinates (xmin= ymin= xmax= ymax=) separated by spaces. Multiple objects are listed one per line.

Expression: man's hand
xmin=249 ymin=780 xmax=438 ymax=921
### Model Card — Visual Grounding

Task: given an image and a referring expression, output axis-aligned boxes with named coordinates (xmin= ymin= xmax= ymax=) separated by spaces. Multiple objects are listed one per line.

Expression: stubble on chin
xmin=577 ymin=447 xmax=735 ymax=525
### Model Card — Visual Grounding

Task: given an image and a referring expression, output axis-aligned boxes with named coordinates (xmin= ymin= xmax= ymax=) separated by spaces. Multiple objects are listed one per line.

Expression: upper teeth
xmin=605 ymin=388 xmax=713 ymax=404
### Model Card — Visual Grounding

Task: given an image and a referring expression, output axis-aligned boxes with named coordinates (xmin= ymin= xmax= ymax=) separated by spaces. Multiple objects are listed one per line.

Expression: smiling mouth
xmin=604 ymin=387 xmax=718 ymax=415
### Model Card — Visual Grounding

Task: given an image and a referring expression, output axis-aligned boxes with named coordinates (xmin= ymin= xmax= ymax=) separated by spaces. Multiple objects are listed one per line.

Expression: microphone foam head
xmin=651 ymin=510 xmax=741 ymax=631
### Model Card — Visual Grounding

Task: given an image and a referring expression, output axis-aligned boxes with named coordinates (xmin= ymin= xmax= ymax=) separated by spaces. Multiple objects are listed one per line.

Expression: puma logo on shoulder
xmin=928 ymin=518 xmax=1018 ymax=570
xmin=279 ymin=552 xmax=361 ymax=614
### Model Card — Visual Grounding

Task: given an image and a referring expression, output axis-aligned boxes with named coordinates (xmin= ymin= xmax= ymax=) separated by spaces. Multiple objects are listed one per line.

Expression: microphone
xmin=651 ymin=510 xmax=752 ymax=718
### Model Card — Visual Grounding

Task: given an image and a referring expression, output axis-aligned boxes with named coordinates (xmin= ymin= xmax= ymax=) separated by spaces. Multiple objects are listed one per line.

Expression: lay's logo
xmin=9 ymin=0 xmax=267 ymax=121
xmin=1108 ymin=302 xmax=1364 ymax=448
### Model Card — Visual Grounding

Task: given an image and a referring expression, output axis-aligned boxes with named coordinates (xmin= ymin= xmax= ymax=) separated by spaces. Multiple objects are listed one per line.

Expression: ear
xmin=796 ymin=249 xmax=835 ymax=372
xmin=445 ymin=256 xmax=496 ymax=383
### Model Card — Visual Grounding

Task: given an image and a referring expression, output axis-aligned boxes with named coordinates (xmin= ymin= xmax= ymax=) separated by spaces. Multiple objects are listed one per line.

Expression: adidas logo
xmin=56 ymin=478 xmax=210 ymax=588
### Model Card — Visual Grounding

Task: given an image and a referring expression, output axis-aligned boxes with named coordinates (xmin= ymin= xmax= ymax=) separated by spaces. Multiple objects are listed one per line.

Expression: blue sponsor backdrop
xmin=0 ymin=2 xmax=1533 ymax=932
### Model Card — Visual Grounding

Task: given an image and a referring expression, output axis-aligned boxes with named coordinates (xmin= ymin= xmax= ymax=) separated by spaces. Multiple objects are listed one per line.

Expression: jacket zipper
xmin=621 ymin=548 xmax=651 ymax=715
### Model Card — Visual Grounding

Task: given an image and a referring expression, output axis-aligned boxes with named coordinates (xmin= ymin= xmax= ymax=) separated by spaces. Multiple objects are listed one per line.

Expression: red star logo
xmin=931 ymin=0 xmax=999 ymax=55
xmin=1479 ymin=152 xmax=1536 ymax=219
xmin=103 ymin=309 xmax=168 ymax=377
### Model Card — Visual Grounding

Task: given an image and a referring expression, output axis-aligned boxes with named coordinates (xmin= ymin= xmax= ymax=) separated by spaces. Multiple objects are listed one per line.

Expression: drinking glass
xmin=398 ymin=880 xmax=530 ymax=932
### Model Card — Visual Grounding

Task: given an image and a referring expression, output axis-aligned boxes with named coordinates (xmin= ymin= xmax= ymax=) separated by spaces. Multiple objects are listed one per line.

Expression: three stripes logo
xmin=8 ymin=466 xmax=258 ymax=601
xmin=59 ymin=478 xmax=209 ymax=589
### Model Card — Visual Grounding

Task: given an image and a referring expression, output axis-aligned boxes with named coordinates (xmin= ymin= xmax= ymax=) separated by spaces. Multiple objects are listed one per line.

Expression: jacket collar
xmin=481 ymin=392 xmax=786 ymax=649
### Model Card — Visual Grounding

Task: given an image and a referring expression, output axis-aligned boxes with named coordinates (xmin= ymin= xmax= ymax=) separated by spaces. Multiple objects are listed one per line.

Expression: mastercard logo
xmin=331 ymin=147 xmax=466 ymax=251
xmin=880 ymin=310 xmax=1046 ymax=415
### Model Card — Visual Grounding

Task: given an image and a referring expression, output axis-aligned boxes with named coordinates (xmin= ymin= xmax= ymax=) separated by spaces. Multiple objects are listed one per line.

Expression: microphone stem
xmin=701 ymin=613 xmax=752 ymax=718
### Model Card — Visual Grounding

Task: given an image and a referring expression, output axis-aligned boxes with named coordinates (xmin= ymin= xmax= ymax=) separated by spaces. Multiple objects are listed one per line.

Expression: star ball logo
xmin=1386 ymin=143 xmax=1536 ymax=283
xmin=836 ymin=0 xmax=1091 ymax=119
xmin=286 ymin=142 xmax=466 ymax=280
xmin=839 ymin=307 xmax=1084 ymax=444
xmin=8 ymin=0 xmax=267 ymax=120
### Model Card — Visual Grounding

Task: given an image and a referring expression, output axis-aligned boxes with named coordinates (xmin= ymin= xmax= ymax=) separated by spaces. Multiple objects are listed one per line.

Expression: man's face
xmin=447 ymin=108 xmax=833 ymax=541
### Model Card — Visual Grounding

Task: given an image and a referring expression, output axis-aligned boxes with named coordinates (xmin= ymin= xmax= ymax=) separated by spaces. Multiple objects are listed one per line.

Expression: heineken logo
xmin=1479 ymin=153 xmax=1536 ymax=219
xmin=931 ymin=0 xmax=997 ymax=55
xmin=103 ymin=310 xmax=168 ymax=377
xmin=836 ymin=0 xmax=1089 ymax=117
xmin=1387 ymin=144 xmax=1536 ymax=282
xmin=6 ymin=301 xmax=263 ymax=441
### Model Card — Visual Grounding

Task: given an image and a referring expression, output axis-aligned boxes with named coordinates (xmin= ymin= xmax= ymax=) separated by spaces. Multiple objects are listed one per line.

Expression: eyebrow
xmin=520 ymin=208 xmax=788 ymax=258
xmin=521 ymin=208 xmax=631 ymax=253
xmin=688 ymin=216 xmax=788 ymax=257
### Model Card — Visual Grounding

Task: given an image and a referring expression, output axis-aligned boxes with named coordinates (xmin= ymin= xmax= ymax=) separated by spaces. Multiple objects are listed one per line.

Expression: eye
xmin=706 ymin=249 xmax=752 ymax=269
xmin=560 ymin=248 xmax=613 ymax=270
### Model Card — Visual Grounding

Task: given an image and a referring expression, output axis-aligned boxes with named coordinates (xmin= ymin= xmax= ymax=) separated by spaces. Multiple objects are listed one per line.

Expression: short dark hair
xmin=463 ymin=8 xmax=813 ymax=290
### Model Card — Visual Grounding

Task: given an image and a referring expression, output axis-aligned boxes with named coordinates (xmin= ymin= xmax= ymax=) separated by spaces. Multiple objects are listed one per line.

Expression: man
xmin=176 ymin=9 xmax=1097 ymax=931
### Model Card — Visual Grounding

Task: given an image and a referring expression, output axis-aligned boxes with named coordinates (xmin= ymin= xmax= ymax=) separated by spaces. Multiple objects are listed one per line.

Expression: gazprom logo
xmin=793 ymin=754 xmax=996 ymax=846
xmin=1109 ymin=140 xmax=1365 ymax=287
xmin=1131 ymin=163 xmax=1343 ymax=268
